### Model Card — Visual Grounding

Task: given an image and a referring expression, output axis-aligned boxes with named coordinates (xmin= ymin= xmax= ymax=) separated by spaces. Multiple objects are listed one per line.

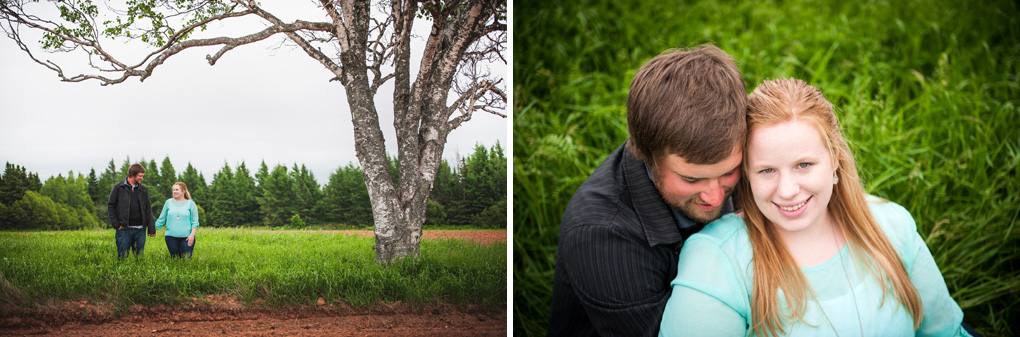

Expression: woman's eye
xmin=798 ymin=163 xmax=812 ymax=169
xmin=758 ymin=168 xmax=774 ymax=174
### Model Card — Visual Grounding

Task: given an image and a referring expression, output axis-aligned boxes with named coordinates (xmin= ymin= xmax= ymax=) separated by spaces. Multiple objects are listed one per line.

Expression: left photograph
xmin=0 ymin=0 xmax=507 ymax=335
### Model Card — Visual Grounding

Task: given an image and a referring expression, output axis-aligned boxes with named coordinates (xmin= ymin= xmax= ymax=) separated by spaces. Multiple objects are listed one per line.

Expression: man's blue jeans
xmin=165 ymin=236 xmax=195 ymax=259
xmin=115 ymin=227 xmax=146 ymax=259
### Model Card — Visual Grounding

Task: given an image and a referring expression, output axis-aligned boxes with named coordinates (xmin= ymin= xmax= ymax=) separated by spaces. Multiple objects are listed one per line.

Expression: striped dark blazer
xmin=547 ymin=143 xmax=722 ymax=336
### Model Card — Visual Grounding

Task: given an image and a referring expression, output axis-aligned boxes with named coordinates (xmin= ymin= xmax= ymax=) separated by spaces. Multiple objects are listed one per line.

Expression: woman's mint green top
xmin=660 ymin=197 xmax=969 ymax=336
xmin=154 ymin=198 xmax=200 ymax=238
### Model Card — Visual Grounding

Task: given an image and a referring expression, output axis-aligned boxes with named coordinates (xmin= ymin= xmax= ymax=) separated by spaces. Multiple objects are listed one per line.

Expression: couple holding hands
xmin=549 ymin=45 xmax=974 ymax=336
xmin=107 ymin=163 xmax=199 ymax=260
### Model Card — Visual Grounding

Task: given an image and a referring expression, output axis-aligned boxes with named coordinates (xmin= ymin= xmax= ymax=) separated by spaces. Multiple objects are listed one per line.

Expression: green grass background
xmin=513 ymin=0 xmax=1020 ymax=336
xmin=0 ymin=229 xmax=506 ymax=310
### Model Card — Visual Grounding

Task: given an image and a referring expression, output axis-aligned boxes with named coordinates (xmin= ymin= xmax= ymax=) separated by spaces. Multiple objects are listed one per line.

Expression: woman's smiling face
xmin=746 ymin=119 xmax=837 ymax=236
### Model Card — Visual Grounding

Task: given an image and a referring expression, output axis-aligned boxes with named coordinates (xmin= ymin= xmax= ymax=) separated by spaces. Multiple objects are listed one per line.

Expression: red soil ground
xmin=0 ymin=297 xmax=505 ymax=336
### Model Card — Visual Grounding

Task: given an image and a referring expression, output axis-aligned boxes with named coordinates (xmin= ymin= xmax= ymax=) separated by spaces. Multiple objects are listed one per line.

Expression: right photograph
xmin=512 ymin=0 xmax=1020 ymax=336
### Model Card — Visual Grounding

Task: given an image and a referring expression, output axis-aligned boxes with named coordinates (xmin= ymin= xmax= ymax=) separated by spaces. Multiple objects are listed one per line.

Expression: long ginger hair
xmin=742 ymin=78 xmax=922 ymax=337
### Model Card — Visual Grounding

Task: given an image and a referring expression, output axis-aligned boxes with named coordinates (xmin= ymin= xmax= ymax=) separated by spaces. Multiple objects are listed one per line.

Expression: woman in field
xmin=659 ymin=78 xmax=970 ymax=336
xmin=154 ymin=182 xmax=200 ymax=259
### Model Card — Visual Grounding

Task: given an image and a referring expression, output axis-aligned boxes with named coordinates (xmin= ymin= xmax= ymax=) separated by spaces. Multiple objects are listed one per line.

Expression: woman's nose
xmin=778 ymin=174 xmax=799 ymax=199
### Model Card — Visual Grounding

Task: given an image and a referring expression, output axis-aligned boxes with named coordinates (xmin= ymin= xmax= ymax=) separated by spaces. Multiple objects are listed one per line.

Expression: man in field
xmin=547 ymin=45 xmax=747 ymax=336
xmin=108 ymin=163 xmax=156 ymax=259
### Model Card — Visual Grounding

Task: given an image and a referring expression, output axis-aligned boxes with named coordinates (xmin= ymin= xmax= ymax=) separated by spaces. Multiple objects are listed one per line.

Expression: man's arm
xmin=106 ymin=185 xmax=122 ymax=229
xmin=560 ymin=224 xmax=674 ymax=336
xmin=143 ymin=189 xmax=155 ymax=235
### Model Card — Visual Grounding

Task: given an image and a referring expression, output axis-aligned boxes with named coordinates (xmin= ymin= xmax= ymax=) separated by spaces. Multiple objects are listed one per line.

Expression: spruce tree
xmin=255 ymin=160 xmax=270 ymax=200
xmin=144 ymin=159 xmax=163 ymax=217
xmin=119 ymin=157 xmax=132 ymax=177
xmin=290 ymin=164 xmax=321 ymax=224
xmin=322 ymin=164 xmax=373 ymax=227
xmin=1 ymin=163 xmax=38 ymax=204
xmin=99 ymin=159 xmax=118 ymax=190
xmin=87 ymin=168 xmax=99 ymax=204
xmin=234 ymin=162 xmax=260 ymax=226
xmin=460 ymin=144 xmax=495 ymax=226
xmin=207 ymin=162 xmax=236 ymax=227
xmin=159 ymin=156 xmax=177 ymax=195
xmin=257 ymin=165 xmax=296 ymax=226
xmin=178 ymin=163 xmax=207 ymax=204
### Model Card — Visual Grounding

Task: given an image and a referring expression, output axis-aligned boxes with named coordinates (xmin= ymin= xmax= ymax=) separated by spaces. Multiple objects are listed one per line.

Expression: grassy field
xmin=514 ymin=0 xmax=1019 ymax=336
xmin=0 ymin=229 xmax=506 ymax=311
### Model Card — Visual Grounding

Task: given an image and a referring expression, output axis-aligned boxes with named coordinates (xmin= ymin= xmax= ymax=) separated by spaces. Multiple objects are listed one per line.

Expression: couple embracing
xmin=108 ymin=163 xmax=199 ymax=260
xmin=548 ymin=45 xmax=975 ymax=336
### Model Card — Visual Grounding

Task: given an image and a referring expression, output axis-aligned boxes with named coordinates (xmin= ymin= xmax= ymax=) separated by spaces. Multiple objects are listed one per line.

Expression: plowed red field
xmin=0 ymin=300 xmax=505 ymax=336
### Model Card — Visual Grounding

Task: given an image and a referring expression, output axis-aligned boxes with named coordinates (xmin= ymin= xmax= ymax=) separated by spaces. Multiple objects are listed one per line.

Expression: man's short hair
xmin=626 ymin=44 xmax=747 ymax=166
xmin=128 ymin=163 xmax=146 ymax=178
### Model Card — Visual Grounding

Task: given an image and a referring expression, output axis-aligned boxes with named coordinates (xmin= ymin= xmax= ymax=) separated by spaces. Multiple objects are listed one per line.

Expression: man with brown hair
xmin=547 ymin=44 xmax=747 ymax=336
xmin=108 ymin=163 xmax=156 ymax=259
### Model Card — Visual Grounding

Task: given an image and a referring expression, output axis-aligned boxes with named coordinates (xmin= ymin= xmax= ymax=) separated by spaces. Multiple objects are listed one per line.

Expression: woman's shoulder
xmin=674 ymin=213 xmax=754 ymax=315
xmin=691 ymin=213 xmax=748 ymax=245
xmin=681 ymin=213 xmax=753 ymax=263
xmin=865 ymin=194 xmax=917 ymax=246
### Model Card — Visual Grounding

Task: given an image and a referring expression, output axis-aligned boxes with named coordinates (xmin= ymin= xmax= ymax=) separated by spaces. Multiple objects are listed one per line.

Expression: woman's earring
xmin=833 ymin=173 xmax=839 ymax=185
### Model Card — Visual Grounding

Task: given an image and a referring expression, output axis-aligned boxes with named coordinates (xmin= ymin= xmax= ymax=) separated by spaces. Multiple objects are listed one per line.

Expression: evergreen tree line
xmin=0 ymin=143 xmax=506 ymax=230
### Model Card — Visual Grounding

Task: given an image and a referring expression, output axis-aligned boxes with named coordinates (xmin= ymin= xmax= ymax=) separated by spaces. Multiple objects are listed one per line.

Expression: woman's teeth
xmin=779 ymin=200 xmax=806 ymax=212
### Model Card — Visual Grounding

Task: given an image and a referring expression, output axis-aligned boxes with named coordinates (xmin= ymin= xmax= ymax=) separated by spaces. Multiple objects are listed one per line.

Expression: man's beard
xmin=657 ymin=181 xmax=734 ymax=225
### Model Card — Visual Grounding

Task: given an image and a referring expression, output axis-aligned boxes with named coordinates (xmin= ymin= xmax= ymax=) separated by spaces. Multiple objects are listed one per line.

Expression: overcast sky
xmin=0 ymin=2 xmax=507 ymax=187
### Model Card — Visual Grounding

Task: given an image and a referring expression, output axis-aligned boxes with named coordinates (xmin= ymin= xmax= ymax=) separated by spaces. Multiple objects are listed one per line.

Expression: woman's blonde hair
xmin=173 ymin=182 xmax=192 ymax=200
xmin=742 ymin=78 xmax=922 ymax=337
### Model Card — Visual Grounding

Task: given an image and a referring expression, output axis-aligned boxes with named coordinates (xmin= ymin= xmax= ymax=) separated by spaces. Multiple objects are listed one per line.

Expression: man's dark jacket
xmin=547 ymin=143 xmax=716 ymax=336
xmin=107 ymin=180 xmax=155 ymax=234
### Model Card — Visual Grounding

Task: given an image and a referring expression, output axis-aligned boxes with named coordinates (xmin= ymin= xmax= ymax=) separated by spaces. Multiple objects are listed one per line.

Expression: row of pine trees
xmin=0 ymin=143 xmax=506 ymax=230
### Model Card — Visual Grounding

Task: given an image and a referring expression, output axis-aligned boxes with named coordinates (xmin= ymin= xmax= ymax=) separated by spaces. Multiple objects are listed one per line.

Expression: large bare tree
xmin=0 ymin=0 xmax=506 ymax=263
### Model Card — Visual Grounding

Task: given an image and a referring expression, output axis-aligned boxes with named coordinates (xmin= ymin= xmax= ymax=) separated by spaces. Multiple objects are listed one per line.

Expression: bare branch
xmin=244 ymin=2 xmax=341 ymax=77
xmin=366 ymin=6 xmax=395 ymax=94
xmin=447 ymin=77 xmax=507 ymax=131
xmin=318 ymin=0 xmax=350 ymax=51
xmin=1 ymin=19 xmax=63 ymax=76
xmin=1 ymin=0 xmax=337 ymax=85
xmin=206 ymin=43 xmax=237 ymax=65
xmin=133 ymin=8 xmax=253 ymax=69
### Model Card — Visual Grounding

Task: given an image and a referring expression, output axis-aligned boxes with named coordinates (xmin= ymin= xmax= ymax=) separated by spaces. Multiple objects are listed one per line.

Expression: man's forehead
xmin=660 ymin=150 xmax=742 ymax=178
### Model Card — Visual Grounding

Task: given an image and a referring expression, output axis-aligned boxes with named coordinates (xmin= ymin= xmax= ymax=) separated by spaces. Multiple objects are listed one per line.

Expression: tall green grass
xmin=514 ymin=0 xmax=1020 ymax=336
xmin=0 ymin=229 xmax=506 ymax=309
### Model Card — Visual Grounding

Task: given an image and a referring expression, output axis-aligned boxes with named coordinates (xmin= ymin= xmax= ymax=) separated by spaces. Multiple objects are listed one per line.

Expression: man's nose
xmin=700 ymin=179 xmax=724 ymax=205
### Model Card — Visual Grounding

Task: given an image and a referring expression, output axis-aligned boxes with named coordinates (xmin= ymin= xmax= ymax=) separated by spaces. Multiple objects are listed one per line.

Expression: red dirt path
xmin=0 ymin=297 xmax=505 ymax=336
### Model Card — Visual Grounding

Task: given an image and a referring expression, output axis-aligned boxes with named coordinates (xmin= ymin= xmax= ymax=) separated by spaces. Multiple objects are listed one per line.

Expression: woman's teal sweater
xmin=154 ymin=198 xmax=200 ymax=238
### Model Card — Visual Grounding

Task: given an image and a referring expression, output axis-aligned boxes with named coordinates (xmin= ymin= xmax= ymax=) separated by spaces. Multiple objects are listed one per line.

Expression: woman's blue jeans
xmin=165 ymin=236 xmax=195 ymax=259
